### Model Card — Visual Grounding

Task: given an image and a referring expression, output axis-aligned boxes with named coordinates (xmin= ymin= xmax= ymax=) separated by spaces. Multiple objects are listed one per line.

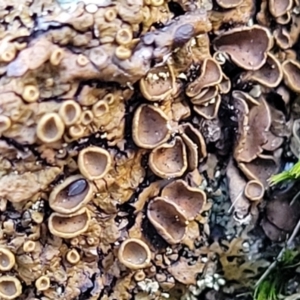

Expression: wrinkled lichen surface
xmin=0 ymin=0 xmax=300 ymax=299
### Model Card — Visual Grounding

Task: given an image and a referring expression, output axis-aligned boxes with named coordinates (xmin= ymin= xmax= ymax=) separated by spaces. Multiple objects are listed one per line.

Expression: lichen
xmin=0 ymin=0 xmax=297 ymax=299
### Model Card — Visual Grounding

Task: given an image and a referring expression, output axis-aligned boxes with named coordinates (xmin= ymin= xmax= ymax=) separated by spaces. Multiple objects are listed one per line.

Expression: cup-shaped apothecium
xmin=66 ymin=249 xmax=81 ymax=265
xmin=132 ymin=104 xmax=171 ymax=149
xmin=149 ymin=137 xmax=188 ymax=178
xmin=48 ymin=207 xmax=91 ymax=239
xmin=0 ymin=115 xmax=11 ymax=133
xmin=49 ymin=175 xmax=93 ymax=214
xmin=147 ymin=197 xmax=187 ymax=244
xmin=0 ymin=276 xmax=22 ymax=300
xmin=0 ymin=248 xmax=15 ymax=271
xmin=214 ymin=25 xmax=272 ymax=71
xmin=23 ymin=240 xmax=36 ymax=253
xmin=118 ymin=238 xmax=151 ymax=270
xmin=36 ymin=113 xmax=65 ymax=143
xmin=58 ymin=100 xmax=82 ymax=126
xmin=186 ymin=58 xmax=223 ymax=98
xmin=161 ymin=179 xmax=206 ymax=220
xmin=35 ymin=276 xmax=50 ymax=292
xmin=140 ymin=64 xmax=175 ymax=101
xmin=50 ymin=48 xmax=65 ymax=66
xmin=282 ymin=59 xmax=300 ymax=93
xmin=244 ymin=180 xmax=264 ymax=201
xmin=78 ymin=146 xmax=112 ymax=180
xmin=179 ymin=123 xmax=207 ymax=171
xmin=22 ymin=85 xmax=40 ymax=103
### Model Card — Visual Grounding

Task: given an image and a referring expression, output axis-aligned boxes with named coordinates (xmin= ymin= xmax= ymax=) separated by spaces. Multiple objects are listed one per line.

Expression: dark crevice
xmin=152 ymin=22 xmax=165 ymax=29
xmin=168 ymin=1 xmax=185 ymax=17
xmin=77 ymin=273 xmax=98 ymax=300
xmin=142 ymin=214 xmax=168 ymax=251
xmin=266 ymin=91 xmax=289 ymax=117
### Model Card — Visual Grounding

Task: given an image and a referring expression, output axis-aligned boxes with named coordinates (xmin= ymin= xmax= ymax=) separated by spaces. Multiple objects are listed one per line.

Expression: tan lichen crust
xmin=0 ymin=0 xmax=297 ymax=298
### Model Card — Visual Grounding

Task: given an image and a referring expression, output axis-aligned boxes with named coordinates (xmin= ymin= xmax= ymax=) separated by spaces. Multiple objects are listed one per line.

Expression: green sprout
xmin=254 ymin=249 xmax=300 ymax=300
xmin=269 ymin=160 xmax=300 ymax=186
xmin=254 ymin=277 xmax=280 ymax=300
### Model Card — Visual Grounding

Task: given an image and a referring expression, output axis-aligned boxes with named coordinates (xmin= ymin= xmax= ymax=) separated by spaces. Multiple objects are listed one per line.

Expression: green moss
xmin=254 ymin=249 xmax=300 ymax=300
xmin=269 ymin=161 xmax=300 ymax=186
